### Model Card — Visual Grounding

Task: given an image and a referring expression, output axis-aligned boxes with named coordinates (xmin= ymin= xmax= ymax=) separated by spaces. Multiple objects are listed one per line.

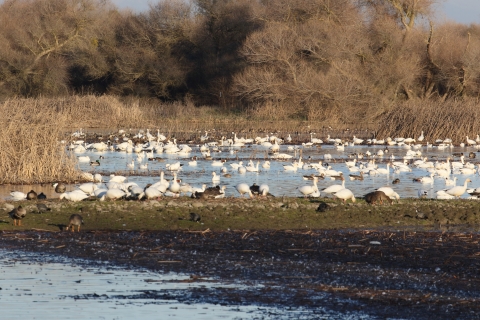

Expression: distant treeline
xmin=1 ymin=0 xmax=479 ymax=122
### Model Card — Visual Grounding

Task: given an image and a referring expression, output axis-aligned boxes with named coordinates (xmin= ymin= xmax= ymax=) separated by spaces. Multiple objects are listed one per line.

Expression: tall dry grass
xmin=376 ymin=100 xmax=480 ymax=144
xmin=0 ymin=99 xmax=81 ymax=184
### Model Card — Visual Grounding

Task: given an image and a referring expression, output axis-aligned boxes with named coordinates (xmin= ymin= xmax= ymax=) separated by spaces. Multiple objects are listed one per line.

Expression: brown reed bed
xmin=376 ymin=99 xmax=480 ymax=144
xmin=0 ymin=99 xmax=81 ymax=184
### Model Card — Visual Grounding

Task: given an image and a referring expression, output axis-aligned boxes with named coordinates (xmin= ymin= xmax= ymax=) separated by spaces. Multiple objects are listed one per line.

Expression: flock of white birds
xmin=9 ymin=129 xmax=480 ymax=202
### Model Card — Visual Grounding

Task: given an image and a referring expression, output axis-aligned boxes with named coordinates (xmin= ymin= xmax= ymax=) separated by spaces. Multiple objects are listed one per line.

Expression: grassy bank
xmin=2 ymin=197 xmax=480 ymax=232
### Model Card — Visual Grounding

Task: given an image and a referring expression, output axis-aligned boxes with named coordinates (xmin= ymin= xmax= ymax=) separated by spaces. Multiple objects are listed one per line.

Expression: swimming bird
xmin=212 ymin=171 xmax=221 ymax=183
xmin=53 ymin=182 xmax=67 ymax=194
xmin=9 ymin=205 xmax=27 ymax=226
xmin=90 ymin=160 xmax=100 ymax=166
xmin=67 ymin=214 xmax=84 ymax=232
xmin=349 ymin=172 xmax=363 ymax=181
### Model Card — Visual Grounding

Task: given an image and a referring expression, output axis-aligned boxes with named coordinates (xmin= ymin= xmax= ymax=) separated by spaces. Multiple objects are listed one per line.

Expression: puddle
xmin=0 ymin=249 xmax=371 ymax=319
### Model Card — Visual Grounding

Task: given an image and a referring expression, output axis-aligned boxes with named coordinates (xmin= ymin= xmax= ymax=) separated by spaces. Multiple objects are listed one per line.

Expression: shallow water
xmin=3 ymin=143 xmax=480 ymax=201
xmin=0 ymin=249 xmax=371 ymax=319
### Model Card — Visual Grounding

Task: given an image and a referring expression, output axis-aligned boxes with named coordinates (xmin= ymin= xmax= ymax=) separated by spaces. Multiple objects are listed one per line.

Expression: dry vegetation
xmin=0 ymin=100 xmax=80 ymax=184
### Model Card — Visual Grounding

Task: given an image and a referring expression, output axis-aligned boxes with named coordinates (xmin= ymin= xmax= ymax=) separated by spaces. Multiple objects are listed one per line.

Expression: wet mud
xmin=1 ymin=227 xmax=480 ymax=319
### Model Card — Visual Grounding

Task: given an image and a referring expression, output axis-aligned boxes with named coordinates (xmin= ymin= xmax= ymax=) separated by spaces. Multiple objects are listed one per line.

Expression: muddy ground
xmin=1 ymin=197 xmax=480 ymax=319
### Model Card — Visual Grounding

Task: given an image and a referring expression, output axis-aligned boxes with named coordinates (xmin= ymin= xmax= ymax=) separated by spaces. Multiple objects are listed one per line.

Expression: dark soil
xmin=2 ymin=227 xmax=480 ymax=319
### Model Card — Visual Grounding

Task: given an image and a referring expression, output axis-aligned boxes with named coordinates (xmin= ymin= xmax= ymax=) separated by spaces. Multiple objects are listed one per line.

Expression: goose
xmin=322 ymin=179 xmax=345 ymax=196
xmin=60 ymin=190 xmax=90 ymax=202
xmin=67 ymin=214 xmax=84 ymax=232
xmin=127 ymin=160 xmax=135 ymax=170
xmin=236 ymin=183 xmax=253 ymax=198
xmin=349 ymin=171 xmax=364 ymax=181
xmin=230 ymin=161 xmax=243 ymax=170
xmin=139 ymin=163 xmax=149 ymax=170
xmin=375 ymin=163 xmax=391 ymax=175
xmin=196 ymin=185 xmax=227 ymax=199
xmin=53 ymin=182 xmax=67 ymax=193
xmin=209 ymin=171 xmax=220 ymax=184
xmin=105 ymin=188 xmax=127 ymax=200
xmin=419 ymin=173 xmax=434 ymax=184
xmin=78 ymin=155 xmax=91 ymax=162
xmin=466 ymin=136 xmax=476 ymax=146
xmin=246 ymin=161 xmax=260 ymax=172
xmin=10 ymin=191 xmax=27 ymax=201
xmin=376 ymin=187 xmax=400 ymax=202
xmin=418 ymin=131 xmax=424 ymax=142
xmin=238 ymin=166 xmax=247 ymax=174
xmin=37 ymin=192 xmax=47 ymax=200
xmin=298 ymin=177 xmax=319 ymax=198
xmin=166 ymin=162 xmax=183 ymax=171
xmin=128 ymin=185 xmax=145 ymax=200
xmin=436 ymin=189 xmax=456 ymax=200
xmin=445 ymin=177 xmax=457 ymax=186
xmin=249 ymin=183 xmax=261 ymax=195
xmin=188 ymin=158 xmax=198 ymax=166
xmin=90 ymin=159 xmax=101 ymax=167
xmin=259 ymin=184 xmax=270 ymax=197
xmin=26 ymin=190 xmax=38 ymax=200
xmin=283 ymin=162 xmax=298 ymax=171
xmin=269 ymin=140 xmax=280 ymax=153
xmin=211 ymin=159 xmax=226 ymax=167
xmin=169 ymin=173 xmax=181 ymax=196
xmin=352 ymin=136 xmax=363 ymax=144
xmin=78 ymin=182 xmax=99 ymax=196
xmin=334 ymin=188 xmax=356 ymax=203
xmin=9 ymin=206 xmax=27 ymax=226
xmin=109 ymin=174 xmax=127 ymax=183
xmin=445 ymin=178 xmax=472 ymax=198
xmin=418 ymin=189 xmax=429 ymax=199
xmin=145 ymin=186 xmax=163 ymax=199
xmin=262 ymin=161 xmax=271 ymax=169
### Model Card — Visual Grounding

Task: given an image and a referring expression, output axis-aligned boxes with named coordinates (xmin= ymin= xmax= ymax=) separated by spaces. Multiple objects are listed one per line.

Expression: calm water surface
xmin=2 ymin=143 xmax=480 ymax=201
xmin=0 ymin=249 xmax=369 ymax=319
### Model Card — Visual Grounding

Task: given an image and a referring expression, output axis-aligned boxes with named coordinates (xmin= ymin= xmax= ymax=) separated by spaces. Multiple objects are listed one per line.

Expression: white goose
xmin=376 ymin=187 xmax=400 ymax=201
xmin=334 ymin=188 xmax=356 ymax=203
xmin=322 ymin=179 xmax=346 ymax=196
xmin=236 ymin=183 xmax=253 ymax=198
xmin=445 ymin=179 xmax=472 ymax=198
xmin=60 ymin=190 xmax=89 ymax=202
xmin=298 ymin=177 xmax=319 ymax=198
xmin=212 ymin=171 xmax=221 ymax=183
